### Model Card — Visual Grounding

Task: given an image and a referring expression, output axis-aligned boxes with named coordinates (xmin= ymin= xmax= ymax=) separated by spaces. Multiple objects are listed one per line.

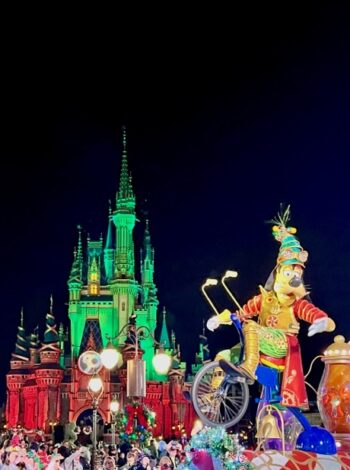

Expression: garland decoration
xmin=179 ymin=426 xmax=255 ymax=470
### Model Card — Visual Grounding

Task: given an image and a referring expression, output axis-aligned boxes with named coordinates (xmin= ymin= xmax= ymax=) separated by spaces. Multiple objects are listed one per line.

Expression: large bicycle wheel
xmin=191 ymin=361 xmax=249 ymax=428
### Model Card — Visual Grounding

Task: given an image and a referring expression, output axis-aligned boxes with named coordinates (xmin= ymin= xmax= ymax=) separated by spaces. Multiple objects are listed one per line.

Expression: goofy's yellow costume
xmin=207 ymin=208 xmax=335 ymax=409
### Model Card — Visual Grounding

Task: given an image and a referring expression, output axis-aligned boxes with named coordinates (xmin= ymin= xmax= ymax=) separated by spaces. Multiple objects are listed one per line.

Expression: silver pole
xmin=92 ymin=399 xmax=98 ymax=470
xmin=111 ymin=420 xmax=116 ymax=447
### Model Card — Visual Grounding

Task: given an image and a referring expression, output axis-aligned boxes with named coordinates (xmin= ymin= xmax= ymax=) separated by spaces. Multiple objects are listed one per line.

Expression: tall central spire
xmin=117 ymin=126 xmax=134 ymax=203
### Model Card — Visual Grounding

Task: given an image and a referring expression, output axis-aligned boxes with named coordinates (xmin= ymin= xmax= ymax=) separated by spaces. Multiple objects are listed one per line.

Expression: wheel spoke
xmin=191 ymin=361 xmax=249 ymax=428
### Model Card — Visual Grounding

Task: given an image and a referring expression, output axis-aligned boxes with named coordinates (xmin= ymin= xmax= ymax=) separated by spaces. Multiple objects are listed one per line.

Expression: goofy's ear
xmin=264 ymin=268 xmax=276 ymax=291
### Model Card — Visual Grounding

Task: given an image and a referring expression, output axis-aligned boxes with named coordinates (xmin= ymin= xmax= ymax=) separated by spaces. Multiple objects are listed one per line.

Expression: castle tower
xmin=191 ymin=321 xmax=211 ymax=376
xmin=104 ymin=204 xmax=115 ymax=282
xmin=68 ymin=228 xmax=84 ymax=358
xmin=138 ymin=220 xmax=159 ymax=378
xmin=6 ymin=309 xmax=29 ymax=427
xmin=23 ymin=326 xmax=39 ymax=430
xmin=29 ymin=325 xmax=40 ymax=366
xmin=160 ymin=307 xmax=171 ymax=349
xmin=35 ymin=298 xmax=63 ymax=432
xmin=110 ymin=126 xmax=139 ymax=343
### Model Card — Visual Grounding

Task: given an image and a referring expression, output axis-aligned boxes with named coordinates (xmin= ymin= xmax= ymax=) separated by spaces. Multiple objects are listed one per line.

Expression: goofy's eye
xmin=283 ymin=269 xmax=292 ymax=278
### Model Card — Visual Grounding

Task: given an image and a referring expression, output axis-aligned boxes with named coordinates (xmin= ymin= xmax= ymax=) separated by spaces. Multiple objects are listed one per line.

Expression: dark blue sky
xmin=1 ymin=5 xmax=350 ymax=399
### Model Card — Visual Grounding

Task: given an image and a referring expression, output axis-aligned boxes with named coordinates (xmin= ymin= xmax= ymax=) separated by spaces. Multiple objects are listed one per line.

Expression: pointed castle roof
xmin=12 ymin=308 xmax=29 ymax=362
xmin=29 ymin=325 xmax=40 ymax=349
xmin=68 ymin=226 xmax=83 ymax=284
xmin=42 ymin=296 xmax=59 ymax=345
xmin=105 ymin=202 xmax=114 ymax=250
xmin=117 ymin=126 xmax=135 ymax=203
xmin=159 ymin=306 xmax=171 ymax=349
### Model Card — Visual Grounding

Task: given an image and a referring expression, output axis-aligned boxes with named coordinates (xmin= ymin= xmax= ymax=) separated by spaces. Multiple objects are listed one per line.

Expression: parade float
xmin=186 ymin=207 xmax=350 ymax=469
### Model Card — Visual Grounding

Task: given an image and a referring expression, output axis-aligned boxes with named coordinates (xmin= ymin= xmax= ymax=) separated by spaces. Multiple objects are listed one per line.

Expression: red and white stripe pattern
xmin=249 ymin=450 xmax=350 ymax=469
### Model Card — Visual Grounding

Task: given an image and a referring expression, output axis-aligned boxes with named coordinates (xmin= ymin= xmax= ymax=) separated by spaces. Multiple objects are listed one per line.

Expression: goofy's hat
xmin=271 ymin=205 xmax=308 ymax=268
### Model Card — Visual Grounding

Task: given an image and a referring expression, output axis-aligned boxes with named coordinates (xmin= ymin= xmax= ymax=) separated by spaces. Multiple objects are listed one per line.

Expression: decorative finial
xmin=108 ymin=199 xmax=112 ymax=216
xmin=202 ymin=318 xmax=205 ymax=336
xmin=50 ymin=294 xmax=53 ymax=313
xmin=20 ymin=307 xmax=24 ymax=328
xmin=122 ymin=125 xmax=127 ymax=153
xmin=163 ymin=306 xmax=166 ymax=318
xmin=77 ymin=225 xmax=82 ymax=260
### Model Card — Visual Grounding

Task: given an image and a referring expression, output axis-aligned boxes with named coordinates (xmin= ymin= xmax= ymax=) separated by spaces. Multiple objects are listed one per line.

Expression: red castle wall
xmin=6 ymin=359 xmax=197 ymax=439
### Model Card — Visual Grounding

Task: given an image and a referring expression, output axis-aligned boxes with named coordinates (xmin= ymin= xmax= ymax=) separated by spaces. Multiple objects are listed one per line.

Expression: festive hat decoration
xmin=270 ymin=205 xmax=308 ymax=267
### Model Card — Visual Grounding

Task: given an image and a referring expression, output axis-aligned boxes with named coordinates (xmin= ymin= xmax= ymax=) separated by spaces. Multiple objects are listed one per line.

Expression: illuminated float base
xmin=250 ymin=450 xmax=350 ymax=469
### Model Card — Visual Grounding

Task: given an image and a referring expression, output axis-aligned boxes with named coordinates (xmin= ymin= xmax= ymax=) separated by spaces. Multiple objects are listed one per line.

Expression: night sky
xmin=1 ymin=5 xmax=350 ymax=400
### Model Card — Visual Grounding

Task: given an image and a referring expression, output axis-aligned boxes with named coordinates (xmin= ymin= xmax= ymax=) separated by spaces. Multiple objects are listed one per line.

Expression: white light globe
xmin=101 ymin=345 xmax=120 ymax=370
xmin=88 ymin=376 xmax=103 ymax=394
xmin=110 ymin=400 xmax=119 ymax=413
xmin=152 ymin=351 xmax=172 ymax=375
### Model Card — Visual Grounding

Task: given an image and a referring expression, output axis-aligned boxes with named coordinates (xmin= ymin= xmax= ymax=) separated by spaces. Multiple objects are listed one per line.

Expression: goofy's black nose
xmin=289 ymin=276 xmax=302 ymax=288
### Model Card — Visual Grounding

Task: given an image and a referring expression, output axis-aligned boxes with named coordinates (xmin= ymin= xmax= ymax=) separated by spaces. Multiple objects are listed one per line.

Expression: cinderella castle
xmin=5 ymin=129 xmax=210 ymax=439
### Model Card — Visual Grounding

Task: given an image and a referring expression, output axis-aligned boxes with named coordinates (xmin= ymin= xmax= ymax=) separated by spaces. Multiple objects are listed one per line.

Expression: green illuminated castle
xmin=67 ymin=127 xmax=165 ymax=381
xmin=6 ymin=127 xmax=210 ymax=436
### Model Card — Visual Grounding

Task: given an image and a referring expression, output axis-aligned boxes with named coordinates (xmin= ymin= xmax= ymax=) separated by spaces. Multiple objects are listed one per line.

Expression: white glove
xmin=207 ymin=316 xmax=220 ymax=332
xmin=308 ymin=318 xmax=329 ymax=337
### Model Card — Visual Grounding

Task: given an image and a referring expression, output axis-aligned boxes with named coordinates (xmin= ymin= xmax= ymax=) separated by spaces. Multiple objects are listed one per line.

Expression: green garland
xmin=180 ymin=427 xmax=255 ymax=470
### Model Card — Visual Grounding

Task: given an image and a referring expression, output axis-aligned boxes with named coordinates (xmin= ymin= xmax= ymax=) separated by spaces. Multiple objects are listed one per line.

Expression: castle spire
xmin=68 ymin=227 xmax=84 ymax=284
xmin=113 ymin=127 xmax=136 ymax=279
xmin=117 ymin=126 xmax=134 ymax=201
xmin=144 ymin=219 xmax=151 ymax=251
xmin=12 ymin=309 xmax=29 ymax=361
xmin=29 ymin=325 xmax=40 ymax=349
xmin=104 ymin=202 xmax=115 ymax=281
xmin=159 ymin=306 xmax=171 ymax=349
xmin=199 ymin=319 xmax=210 ymax=362
xmin=77 ymin=225 xmax=83 ymax=263
xmin=105 ymin=202 xmax=114 ymax=250
xmin=43 ymin=298 xmax=59 ymax=345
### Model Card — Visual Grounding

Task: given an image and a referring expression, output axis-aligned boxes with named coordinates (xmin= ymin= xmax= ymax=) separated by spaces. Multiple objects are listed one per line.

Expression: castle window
xmin=90 ymin=284 xmax=98 ymax=295
xmin=122 ymin=302 xmax=126 ymax=311
xmin=90 ymin=273 xmax=98 ymax=281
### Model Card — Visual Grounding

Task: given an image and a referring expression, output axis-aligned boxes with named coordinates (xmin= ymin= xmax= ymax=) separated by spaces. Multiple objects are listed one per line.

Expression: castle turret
xmin=87 ymin=237 xmax=102 ymax=295
xmin=191 ymin=321 xmax=211 ymax=376
xmin=113 ymin=126 xmax=136 ymax=280
xmin=11 ymin=309 xmax=30 ymax=365
xmin=68 ymin=226 xmax=83 ymax=303
xmin=29 ymin=325 xmax=40 ymax=366
xmin=6 ymin=309 xmax=30 ymax=427
xmin=160 ymin=307 xmax=171 ymax=350
xmin=110 ymin=127 xmax=139 ymax=342
xmin=35 ymin=298 xmax=63 ymax=431
xmin=68 ymin=227 xmax=85 ymax=358
xmin=104 ymin=204 xmax=115 ymax=281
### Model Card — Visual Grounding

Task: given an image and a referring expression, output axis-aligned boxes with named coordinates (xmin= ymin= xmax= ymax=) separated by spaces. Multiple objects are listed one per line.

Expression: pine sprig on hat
xmin=268 ymin=205 xmax=308 ymax=267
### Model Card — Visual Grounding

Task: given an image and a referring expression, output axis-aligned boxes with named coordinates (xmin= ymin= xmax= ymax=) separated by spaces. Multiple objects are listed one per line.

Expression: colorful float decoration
xmin=193 ymin=206 xmax=348 ymax=467
xmin=318 ymin=335 xmax=350 ymax=451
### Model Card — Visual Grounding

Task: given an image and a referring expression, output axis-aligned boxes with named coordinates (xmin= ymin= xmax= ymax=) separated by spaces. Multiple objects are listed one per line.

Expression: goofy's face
xmin=273 ymin=264 xmax=307 ymax=306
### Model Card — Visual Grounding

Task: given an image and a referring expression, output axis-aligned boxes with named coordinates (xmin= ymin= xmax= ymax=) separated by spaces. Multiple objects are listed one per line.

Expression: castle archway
xmin=74 ymin=407 xmax=106 ymax=444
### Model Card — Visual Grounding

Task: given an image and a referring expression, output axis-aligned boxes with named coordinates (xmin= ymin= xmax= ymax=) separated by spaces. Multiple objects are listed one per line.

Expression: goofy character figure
xmin=207 ymin=207 xmax=336 ymax=409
